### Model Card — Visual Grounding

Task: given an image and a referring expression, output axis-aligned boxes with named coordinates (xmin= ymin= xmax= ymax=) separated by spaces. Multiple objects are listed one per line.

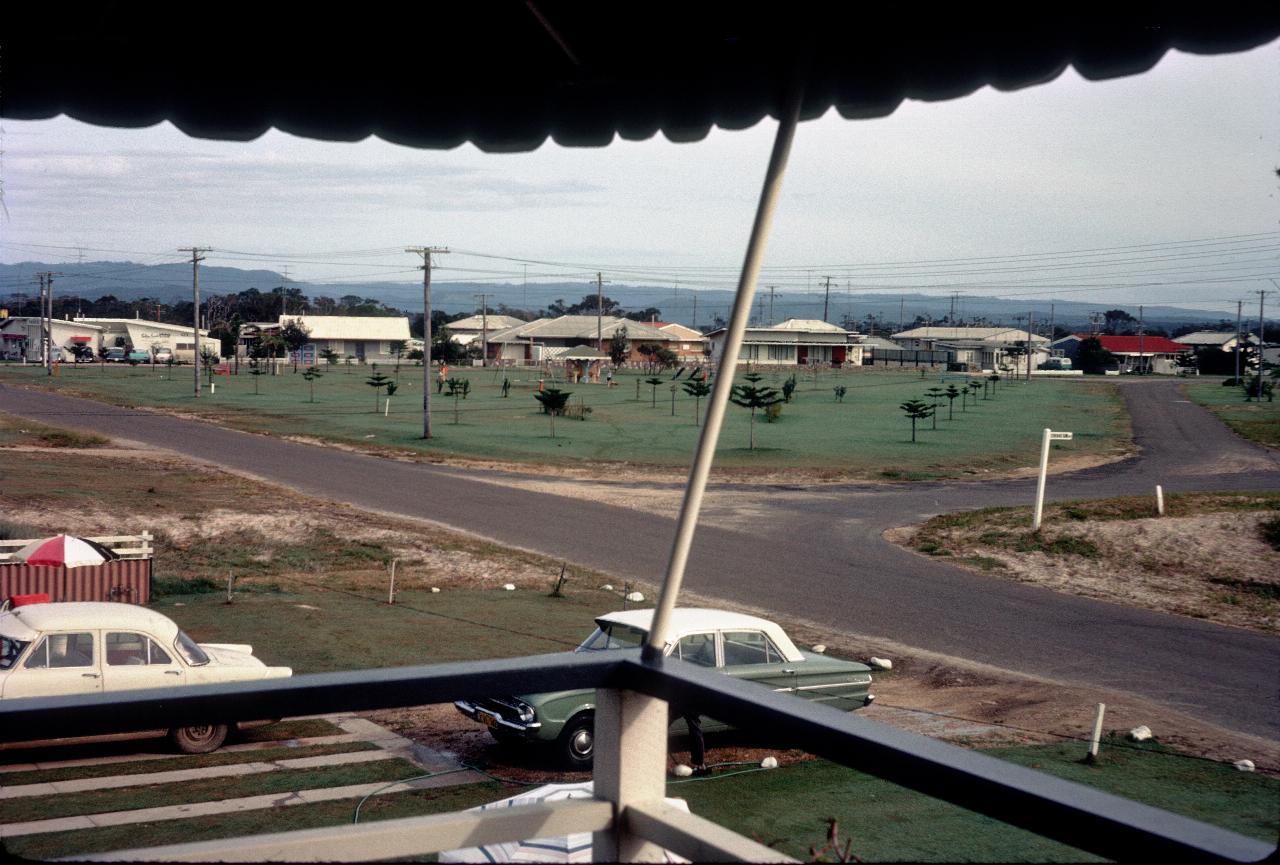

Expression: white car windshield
xmin=575 ymin=623 xmax=646 ymax=652
xmin=174 ymin=630 xmax=210 ymax=666
xmin=1 ymin=634 xmax=30 ymax=670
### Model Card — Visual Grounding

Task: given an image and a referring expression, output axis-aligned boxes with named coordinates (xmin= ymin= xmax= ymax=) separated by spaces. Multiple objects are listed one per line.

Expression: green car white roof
xmin=595 ymin=608 xmax=806 ymax=663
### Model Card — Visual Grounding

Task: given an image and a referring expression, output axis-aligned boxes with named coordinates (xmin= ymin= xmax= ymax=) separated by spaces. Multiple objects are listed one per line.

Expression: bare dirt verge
xmin=889 ymin=494 xmax=1280 ymax=633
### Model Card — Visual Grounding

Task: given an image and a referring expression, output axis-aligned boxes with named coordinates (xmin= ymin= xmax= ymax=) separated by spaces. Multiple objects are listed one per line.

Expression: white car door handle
xmin=782 ymin=669 xmax=796 ymax=674
xmin=82 ymin=672 xmax=100 ymax=678
xmin=165 ymin=670 xmax=182 ymax=676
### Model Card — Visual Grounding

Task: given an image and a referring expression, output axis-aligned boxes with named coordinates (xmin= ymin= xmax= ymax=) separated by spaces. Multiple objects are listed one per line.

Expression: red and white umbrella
xmin=14 ymin=535 xmax=120 ymax=568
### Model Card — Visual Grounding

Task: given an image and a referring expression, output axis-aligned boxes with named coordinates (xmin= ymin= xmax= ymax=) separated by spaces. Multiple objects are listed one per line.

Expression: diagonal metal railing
xmin=0 ymin=652 xmax=1272 ymax=862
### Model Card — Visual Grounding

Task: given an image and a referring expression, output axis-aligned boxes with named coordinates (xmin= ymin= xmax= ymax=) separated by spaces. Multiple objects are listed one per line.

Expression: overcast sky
xmin=1 ymin=39 xmax=1276 ymax=316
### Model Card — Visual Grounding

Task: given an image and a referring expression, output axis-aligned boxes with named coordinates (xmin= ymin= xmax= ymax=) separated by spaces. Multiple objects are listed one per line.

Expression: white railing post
xmin=592 ymin=688 xmax=670 ymax=862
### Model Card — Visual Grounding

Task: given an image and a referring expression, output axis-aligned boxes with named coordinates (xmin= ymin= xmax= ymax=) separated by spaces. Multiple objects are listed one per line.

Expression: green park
xmin=0 ymin=362 xmax=1132 ymax=479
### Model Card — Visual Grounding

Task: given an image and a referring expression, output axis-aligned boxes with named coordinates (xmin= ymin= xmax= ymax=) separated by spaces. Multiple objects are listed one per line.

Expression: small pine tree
xmin=366 ymin=364 xmax=392 ymax=412
xmin=924 ymin=387 xmax=945 ymax=430
xmin=682 ymin=379 xmax=712 ymax=425
xmin=729 ymin=372 xmax=783 ymax=450
xmin=944 ymin=384 xmax=961 ymax=420
xmin=900 ymin=399 xmax=934 ymax=443
xmin=533 ymin=388 xmax=572 ymax=437
xmin=644 ymin=376 xmax=663 ymax=407
xmin=302 ymin=364 xmax=323 ymax=402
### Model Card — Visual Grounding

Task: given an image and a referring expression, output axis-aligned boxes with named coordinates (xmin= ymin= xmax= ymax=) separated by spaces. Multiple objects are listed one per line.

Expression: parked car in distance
xmin=127 ymin=349 xmax=150 ymax=363
xmin=455 ymin=608 xmax=874 ymax=768
xmin=103 ymin=348 xmax=128 ymax=362
xmin=153 ymin=347 xmax=174 ymax=363
xmin=71 ymin=344 xmax=97 ymax=362
xmin=0 ymin=602 xmax=293 ymax=753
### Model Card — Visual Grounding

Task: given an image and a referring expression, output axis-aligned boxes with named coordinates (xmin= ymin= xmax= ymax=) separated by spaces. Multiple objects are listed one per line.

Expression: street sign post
xmin=1033 ymin=428 xmax=1073 ymax=531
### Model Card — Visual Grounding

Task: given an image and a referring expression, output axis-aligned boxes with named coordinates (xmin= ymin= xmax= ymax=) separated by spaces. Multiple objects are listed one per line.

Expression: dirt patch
xmin=894 ymin=497 xmax=1280 ymax=632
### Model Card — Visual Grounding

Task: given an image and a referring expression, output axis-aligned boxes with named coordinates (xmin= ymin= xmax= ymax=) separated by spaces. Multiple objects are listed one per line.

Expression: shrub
xmin=1260 ymin=515 xmax=1280 ymax=551
xmin=0 ymin=520 xmax=39 ymax=541
xmin=764 ymin=402 xmax=783 ymax=422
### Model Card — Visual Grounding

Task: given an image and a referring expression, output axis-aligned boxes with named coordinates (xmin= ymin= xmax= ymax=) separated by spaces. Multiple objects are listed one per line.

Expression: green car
xmin=455 ymin=608 xmax=874 ymax=769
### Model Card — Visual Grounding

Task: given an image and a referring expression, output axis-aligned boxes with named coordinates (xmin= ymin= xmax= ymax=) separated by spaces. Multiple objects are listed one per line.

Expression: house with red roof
xmin=1094 ymin=335 xmax=1191 ymax=374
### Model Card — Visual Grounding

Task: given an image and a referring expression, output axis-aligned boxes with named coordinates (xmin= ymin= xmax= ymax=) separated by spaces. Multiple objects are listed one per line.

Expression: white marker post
xmin=1156 ymin=485 xmax=1165 ymax=516
xmin=1032 ymin=429 xmax=1073 ymax=531
xmin=1087 ymin=702 xmax=1107 ymax=763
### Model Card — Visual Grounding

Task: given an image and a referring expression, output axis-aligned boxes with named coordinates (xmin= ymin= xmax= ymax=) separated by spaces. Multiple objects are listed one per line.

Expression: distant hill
xmin=0 ymin=260 xmax=1241 ymax=333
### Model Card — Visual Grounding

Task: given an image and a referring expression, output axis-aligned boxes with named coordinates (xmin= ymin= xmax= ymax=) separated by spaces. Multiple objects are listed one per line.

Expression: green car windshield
xmin=575 ymin=623 xmax=647 ymax=652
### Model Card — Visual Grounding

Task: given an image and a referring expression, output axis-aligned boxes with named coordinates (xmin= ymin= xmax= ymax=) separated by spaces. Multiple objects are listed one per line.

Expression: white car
xmin=0 ymin=602 xmax=292 ymax=753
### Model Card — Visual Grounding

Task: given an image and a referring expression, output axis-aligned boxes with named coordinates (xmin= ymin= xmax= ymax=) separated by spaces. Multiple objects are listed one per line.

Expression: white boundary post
xmin=1156 ymin=485 xmax=1165 ymax=516
xmin=1088 ymin=702 xmax=1107 ymax=762
xmin=1032 ymin=428 xmax=1052 ymax=532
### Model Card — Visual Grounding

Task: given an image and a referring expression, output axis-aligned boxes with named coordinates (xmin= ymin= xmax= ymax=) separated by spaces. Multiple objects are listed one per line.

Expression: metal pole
xmin=597 ymin=272 xmax=603 ymax=350
xmin=1032 ymin=427 xmax=1052 ymax=532
xmin=1235 ymin=300 xmax=1242 ymax=381
xmin=407 ymin=246 xmax=449 ymax=439
xmin=1138 ymin=305 xmax=1144 ymax=374
xmin=193 ymin=254 xmax=201 ymax=397
xmin=179 ymin=247 xmax=209 ymax=398
xmin=645 ymin=77 xmax=804 ymax=660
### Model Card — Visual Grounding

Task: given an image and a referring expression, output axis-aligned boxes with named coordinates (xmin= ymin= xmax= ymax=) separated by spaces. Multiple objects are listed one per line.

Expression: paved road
xmin=2 ymin=380 xmax=1277 ymax=739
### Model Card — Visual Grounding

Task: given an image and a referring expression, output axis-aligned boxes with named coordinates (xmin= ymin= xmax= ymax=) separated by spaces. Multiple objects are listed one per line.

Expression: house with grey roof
xmin=485 ymin=315 xmax=680 ymax=364
xmin=891 ymin=326 xmax=1049 ymax=371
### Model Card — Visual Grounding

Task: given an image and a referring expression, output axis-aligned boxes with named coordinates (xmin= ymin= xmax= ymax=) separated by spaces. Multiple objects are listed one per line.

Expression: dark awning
xmin=3 ymin=5 xmax=1277 ymax=152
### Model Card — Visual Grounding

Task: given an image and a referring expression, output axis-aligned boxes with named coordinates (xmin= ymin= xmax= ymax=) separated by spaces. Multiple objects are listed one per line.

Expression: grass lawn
xmin=680 ymin=736 xmax=1280 ymax=861
xmin=2 ymin=780 xmax=514 ymax=861
xmin=1181 ymin=377 xmax=1280 ymax=448
xmin=157 ymin=585 xmax=621 ymax=672
xmin=0 ymin=363 xmax=1130 ymax=478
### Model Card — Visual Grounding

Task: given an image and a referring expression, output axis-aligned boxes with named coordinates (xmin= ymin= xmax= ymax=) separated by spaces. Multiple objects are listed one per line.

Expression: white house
xmin=276 ymin=315 xmax=412 ymax=364
xmin=0 ymin=316 xmax=105 ymax=362
xmin=75 ymin=317 xmax=218 ymax=362
xmin=707 ymin=319 xmax=863 ymax=366
xmin=441 ymin=314 xmax=526 ymax=349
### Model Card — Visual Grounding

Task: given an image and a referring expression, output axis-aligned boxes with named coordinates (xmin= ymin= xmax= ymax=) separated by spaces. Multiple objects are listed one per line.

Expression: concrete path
xmin=0 ymin=715 xmax=485 ymax=839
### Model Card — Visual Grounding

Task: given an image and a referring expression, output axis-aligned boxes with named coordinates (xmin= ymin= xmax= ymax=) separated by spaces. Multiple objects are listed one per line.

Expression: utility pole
xmin=596 ymin=272 xmax=605 ymax=349
xmin=768 ymin=286 xmax=776 ymax=326
xmin=1235 ymin=300 xmax=1243 ymax=381
xmin=179 ymin=248 xmax=210 ymax=398
xmin=1026 ymin=310 xmax=1034 ymax=381
xmin=1137 ymin=305 xmax=1145 ymax=374
xmin=1255 ymin=288 xmax=1269 ymax=377
xmin=949 ymin=291 xmax=959 ymax=324
xmin=474 ymin=293 xmax=490 ymax=367
xmin=822 ymin=276 xmax=832 ymax=323
xmin=406 ymin=246 xmax=449 ymax=438
xmin=522 ymin=264 xmax=528 ymax=313
xmin=281 ymin=265 xmax=291 ymax=318
xmin=34 ymin=273 xmax=48 ymax=372
xmin=1048 ymin=303 xmax=1055 ymax=344
xmin=692 ymin=292 xmax=697 ymax=329
xmin=898 ymin=297 xmax=904 ymax=334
